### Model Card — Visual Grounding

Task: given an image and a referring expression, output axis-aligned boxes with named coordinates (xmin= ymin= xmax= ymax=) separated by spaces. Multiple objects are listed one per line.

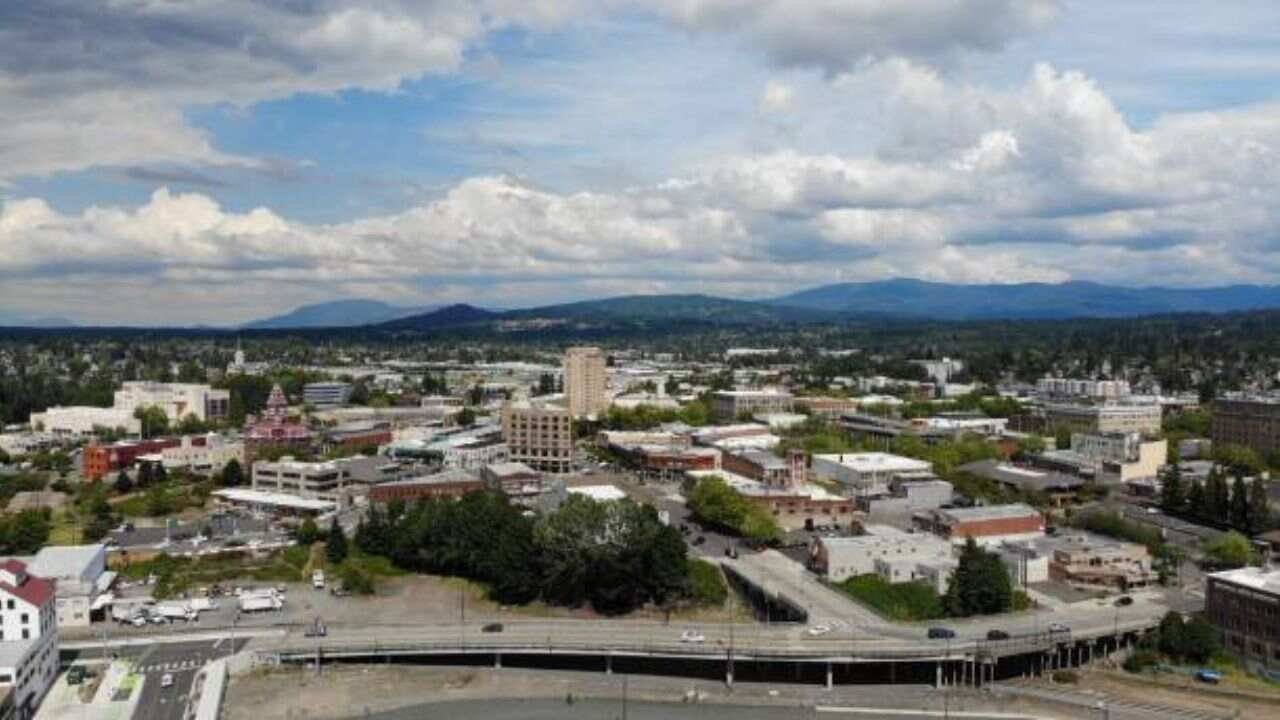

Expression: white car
xmin=679 ymin=630 xmax=705 ymax=644
xmin=160 ymin=673 xmax=173 ymax=688
xmin=807 ymin=624 xmax=832 ymax=636
xmin=1048 ymin=623 xmax=1070 ymax=634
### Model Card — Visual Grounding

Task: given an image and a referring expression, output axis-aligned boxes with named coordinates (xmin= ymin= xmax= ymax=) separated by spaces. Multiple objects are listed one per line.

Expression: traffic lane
xmin=133 ymin=667 xmax=195 ymax=720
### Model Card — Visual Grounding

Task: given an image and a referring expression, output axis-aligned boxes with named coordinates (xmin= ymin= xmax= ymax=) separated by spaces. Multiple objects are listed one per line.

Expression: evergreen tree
xmin=1247 ymin=477 xmax=1273 ymax=534
xmin=295 ymin=517 xmax=320 ymax=545
xmin=1206 ymin=469 xmax=1230 ymax=523
xmin=113 ymin=469 xmax=134 ymax=495
xmin=136 ymin=462 xmax=154 ymax=489
xmin=1160 ymin=464 xmax=1184 ymax=513
xmin=943 ymin=538 xmax=1013 ymax=617
xmin=326 ymin=518 xmax=349 ymax=565
xmin=1229 ymin=474 xmax=1250 ymax=530
xmin=1186 ymin=480 xmax=1207 ymax=520
xmin=152 ymin=463 xmax=168 ymax=485
xmin=219 ymin=459 xmax=245 ymax=487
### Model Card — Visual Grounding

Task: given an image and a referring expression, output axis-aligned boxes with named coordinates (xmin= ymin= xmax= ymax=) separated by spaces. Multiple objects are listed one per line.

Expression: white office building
xmin=28 ymin=406 xmax=140 ymax=438
xmin=114 ymin=382 xmax=230 ymax=423
xmin=27 ymin=545 xmax=110 ymax=629
xmin=811 ymin=452 xmax=933 ymax=497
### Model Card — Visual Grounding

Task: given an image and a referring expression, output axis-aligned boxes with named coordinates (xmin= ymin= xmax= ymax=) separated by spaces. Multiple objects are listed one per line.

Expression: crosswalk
xmin=135 ymin=658 xmax=205 ymax=674
xmin=993 ymin=682 xmax=1230 ymax=720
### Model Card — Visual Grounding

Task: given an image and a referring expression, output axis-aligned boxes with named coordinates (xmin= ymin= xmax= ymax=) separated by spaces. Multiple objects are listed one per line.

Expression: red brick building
xmin=917 ymin=504 xmax=1045 ymax=544
xmin=367 ymin=470 xmax=484 ymax=504
xmin=82 ymin=437 xmax=207 ymax=481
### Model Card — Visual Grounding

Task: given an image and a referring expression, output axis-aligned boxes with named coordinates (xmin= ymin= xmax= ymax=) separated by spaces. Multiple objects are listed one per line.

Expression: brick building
xmin=917 ymin=504 xmax=1045 ymax=545
xmin=82 ymin=437 xmax=199 ymax=480
xmin=367 ymin=469 xmax=484 ymax=504
xmin=1211 ymin=394 xmax=1280 ymax=458
xmin=1206 ymin=566 xmax=1280 ymax=673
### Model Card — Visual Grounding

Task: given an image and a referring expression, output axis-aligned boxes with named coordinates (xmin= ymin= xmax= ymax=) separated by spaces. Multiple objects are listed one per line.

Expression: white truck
xmin=238 ymin=594 xmax=283 ymax=613
xmin=188 ymin=597 xmax=220 ymax=612
xmin=312 ymin=570 xmax=325 ymax=590
xmin=155 ymin=603 xmax=196 ymax=623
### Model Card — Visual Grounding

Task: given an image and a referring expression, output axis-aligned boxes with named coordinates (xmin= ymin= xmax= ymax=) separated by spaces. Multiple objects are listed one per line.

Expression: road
xmin=359 ymin=698 xmax=1029 ymax=720
xmin=106 ymin=639 xmax=245 ymax=720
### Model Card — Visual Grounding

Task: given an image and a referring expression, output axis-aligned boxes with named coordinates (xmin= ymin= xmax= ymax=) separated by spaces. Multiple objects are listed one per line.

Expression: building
xmin=27 ymin=545 xmax=109 ymax=629
xmin=1046 ymin=534 xmax=1155 ymax=590
xmin=709 ymin=390 xmax=794 ymax=421
xmin=1043 ymin=402 xmax=1161 ymax=435
xmin=563 ymin=347 xmax=608 ymax=418
xmin=864 ymin=479 xmax=953 ymax=515
xmin=811 ymin=452 xmax=933 ymax=497
xmin=243 ymin=384 xmax=312 ymax=451
xmin=917 ymin=504 xmax=1045 ymax=545
xmin=302 ymin=382 xmax=353 ymax=408
xmin=1066 ymin=431 xmax=1166 ymax=482
xmin=687 ymin=453 xmax=855 ymax=532
xmin=113 ymin=382 xmax=229 ymax=424
xmin=912 ymin=358 xmax=965 ymax=384
xmin=1037 ymin=378 xmax=1131 ymax=400
xmin=1205 ymin=566 xmax=1280 ymax=673
xmin=810 ymin=531 xmax=954 ymax=583
xmin=0 ymin=560 xmax=58 ymax=719
xmin=793 ymin=396 xmax=860 ymax=418
xmin=956 ymin=460 xmax=1085 ymax=506
xmin=156 ymin=434 xmax=245 ymax=475
xmin=28 ymin=406 xmax=139 ymax=438
xmin=501 ymin=401 xmax=573 ymax=473
xmin=1211 ymin=393 xmax=1280 ymax=458
xmin=322 ymin=423 xmax=393 ymax=451
xmin=211 ymin=488 xmax=334 ymax=518
xmin=0 ymin=433 xmax=54 ymax=459
xmin=481 ymin=462 xmax=544 ymax=500
xmin=82 ymin=437 xmax=187 ymax=481
xmin=367 ymin=469 xmax=484 ymax=504
xmin=996 ymin=542 xmax=1051 ymax=587
xmin=252 ymin=458 xmax=349 ymax=503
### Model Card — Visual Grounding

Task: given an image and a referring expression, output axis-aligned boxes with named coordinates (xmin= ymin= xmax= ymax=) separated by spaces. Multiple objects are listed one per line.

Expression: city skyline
xmin=3 ymin=2 xmax=1280 ymax=324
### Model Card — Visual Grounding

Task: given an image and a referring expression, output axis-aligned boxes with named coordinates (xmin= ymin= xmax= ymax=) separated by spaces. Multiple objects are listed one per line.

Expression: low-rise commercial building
xmin=1047 ymin=534 xmax=1155 ymax=590
xmin=29 ymin=406 xmax=139 ymax=438
xmin=251 ymin=458 xmax=349 ymax=503
xmin=917 ymin=504 xmax=1045 ymax=546
xmin=1206 ymin=566 xmax=1280 ymax=673
xmin=367 ymin=469 xmax=484 ymax=504
xmin=481 ymin=462 xmax=544 ymax=500
xmin=82 ymin=437 xmax=186 ymax=480
xmin=302 ymin=382 xmax=353 ymax=408
xmin=114 ymin=382 xmax=229 ymax=423
xmin=1044 ymin=402 xmax=1162 ymax=435
xmin=1036 ymin=378 xmax=1131 ymax=400
xmin=811 ymin=452 xmax=932 ymax=497
xmin=1064 ymin=431 xmax=1166 ymax=482
xmin=957 ymin=459 xmax=1085 ymax=506
xmin=27 ymin=545 xmax=109 ymax=629
xmin=211 ymin=488 xmax=334 ymax=517
xmin=0 ymin=559 xmax=58 ymax=720
xmin=155 ymin=434 xmax=245 ymax=476
xmin=710 ymin=390 xmax=793 ymax=421
xmin=810 ymin=531 xmax=954 ymax=583
xmin=864 ymin=479 xmax=953 ymax=515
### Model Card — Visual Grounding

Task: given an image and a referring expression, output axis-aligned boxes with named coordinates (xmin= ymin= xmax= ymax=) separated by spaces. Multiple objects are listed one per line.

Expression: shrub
xmin=688 ymin=559 xmax=729 ymax=607
xmin=836 ymin=575 xmax=944 ymax=621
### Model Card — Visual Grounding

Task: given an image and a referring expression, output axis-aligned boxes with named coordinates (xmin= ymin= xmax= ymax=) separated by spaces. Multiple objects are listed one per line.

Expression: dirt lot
xmin=1058 ymin=666 xmax=1280 ymax=720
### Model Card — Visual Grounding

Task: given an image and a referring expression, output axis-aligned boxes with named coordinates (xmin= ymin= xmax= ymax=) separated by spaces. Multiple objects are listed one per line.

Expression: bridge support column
xmin=725 ymin=661 xmax=734 ymax=688
xmin=936 ymin=662 xmax=942 ymax=689
xmin=605 ymin=653 xmax=612 ymax=675
xmin=826 ymin=662 xmax=833 ymax=690
xmin=495 ymin=652 xmax=501 ymax=669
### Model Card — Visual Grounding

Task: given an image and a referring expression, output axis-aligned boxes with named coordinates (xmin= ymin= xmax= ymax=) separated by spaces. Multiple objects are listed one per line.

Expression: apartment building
xmin=501 ymin=401 xmax=573 ymax=474
xmin=0 ymin=560 xmax=58 ymax=720
xmin=1037 ymin=377 xmax=1131 ymax=400
xmin=1211 ymin=393 xmax=1280 ymax=458
xmin=709 ymin=390 xmax=794 ymax=421
xmin=1206 ymin=566 xmax=1280 ymax=673
xmin=563 ymin=346 xmax=608 ymax=418
xmin=114 ymin=381 xmax=230 ymax=423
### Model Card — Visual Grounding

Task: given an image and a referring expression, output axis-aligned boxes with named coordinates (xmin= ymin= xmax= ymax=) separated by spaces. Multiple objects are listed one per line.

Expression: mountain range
xmin=242 ymin=299 xmax=439 ymax=329
xmin=233 ymin=279 xmax=1280 ymax=330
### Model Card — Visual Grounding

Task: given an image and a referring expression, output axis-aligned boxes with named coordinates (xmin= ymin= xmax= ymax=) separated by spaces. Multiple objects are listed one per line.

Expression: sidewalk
xmin=36 ymin=660 xmax=145 ymax=720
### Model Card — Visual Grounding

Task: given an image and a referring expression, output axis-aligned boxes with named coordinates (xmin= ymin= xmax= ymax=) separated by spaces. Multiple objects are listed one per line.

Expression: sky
xmin=3 ymin=1 xmax=1280 ymax=326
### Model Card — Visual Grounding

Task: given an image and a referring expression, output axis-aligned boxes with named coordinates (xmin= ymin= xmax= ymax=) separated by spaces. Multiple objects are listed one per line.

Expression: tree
xmin=1206 ymin=469 xmax=1230 ymax=523
xmin=135 ymin=462 xmax=155 ymax=489
xmin=456 ymin=407 xmax=476 ymax=428
xmin=943 ymin=538 xmax=1013 ymax=617
xmin=219 ymin=459 xmax=245 ymax=487
xmin=1202 ymin=531 xmax=1254 ymax=569
xmin=133 ymin=405 xmax=170 ymax=438
xmin=1229 ymin=474 xmax=1250 ymax=530
xmin=295 ymin=517 xmax=320 ymax=545
xmin=1186 ymin=480 xmax=1207 ymax=520
xmin=326 ymin=518 xmax=349 ymax=565
xmin=113 ymin=469 xmax=134 ymax=494
xmin=1247 ymin=477 xmax=1273 ymax=534
xmin=1156 ymin=611 xmax=1185 ymax=658
xmin=1160 ymin=463 xmax=1184 ymax=514
xmin=143 ymin=486 xmax=173 ymax=517
xmin=1180 ymin=615 xmax=1220 ymax=663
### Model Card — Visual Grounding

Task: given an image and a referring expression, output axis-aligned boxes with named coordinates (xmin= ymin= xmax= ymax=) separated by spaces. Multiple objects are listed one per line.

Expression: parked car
xmin=482 ymin=622 xmax=504 ymax=633
xmin=160 ymin=673 xmax=174 ymax=689
xmin=692 ymin=536 xmax=706 ymax=546
xmin=1114 ymin=596 xmax=1134 ymax=607
xmin=986 ymin=629 xmax=1010 ymax=641
xmin=679 ymin=629 xmax=706 ymax=644
xmin=1048 ymin=623 xmax=1070 ymax=634
xmin=807 ymin=624 xmax=832 ymax=637
xmin=1195 ymin=669 xmax=1222 ymax=684
xmin=67 ymin=666 xmax=87 ymax=685
xmin=927 ymin=627 xmax=957 ymax=640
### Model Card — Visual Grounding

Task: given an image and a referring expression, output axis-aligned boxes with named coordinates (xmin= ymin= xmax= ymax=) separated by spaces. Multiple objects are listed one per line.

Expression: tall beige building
xmin=563 ymin=346 xmax=607 ymax=418
xmin=501 ymin=401 xmax=574 ymax=473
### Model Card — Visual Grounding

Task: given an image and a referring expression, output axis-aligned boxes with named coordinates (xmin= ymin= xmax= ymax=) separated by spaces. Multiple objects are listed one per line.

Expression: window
xmin=20 ymin=613 xmax=28 ymax=624
xmin=21 ymin=629 xmax=28 ymax=640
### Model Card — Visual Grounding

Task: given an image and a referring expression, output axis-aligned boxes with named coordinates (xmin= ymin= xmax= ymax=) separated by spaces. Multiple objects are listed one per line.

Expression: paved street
xmin=119 ymin=639 xmax=244 ymax=720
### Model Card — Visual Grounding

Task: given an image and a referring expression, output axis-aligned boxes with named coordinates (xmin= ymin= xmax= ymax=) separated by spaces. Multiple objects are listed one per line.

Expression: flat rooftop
xmin=936 ymin=503 xmax=1041 ymax=523
xmin=813 ymin=452 xmax=931 ymax=473
xmin=1209 ymin=566 xmax=1280 ymax=593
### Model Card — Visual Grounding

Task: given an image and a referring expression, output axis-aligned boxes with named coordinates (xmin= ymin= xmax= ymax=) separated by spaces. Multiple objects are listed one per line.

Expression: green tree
xmin=1229 ymin=474 xmax=1250 ymax=530
xmin=218 ymin=458 xmax=245 ymax=487
xmin=456 ymin=407 xmax=476 ymax=428
xmin=0 ymin=510 xmax=52 ymax=554
xmin=136 ymin=462 xmax=155 ymax=489
xmin=1202 ymin=531 xmax=1254 ymax=569
xmin=1160 ymin=463 xmax=1184 ymax=514
xmin=1180 ymin=615 xmax=1220 ymax=663
xmin=133 ymin=405 xmax=170 ymax=438
xmin=143 ymin=486 xmax=173 ymax=516
xmin=326 ymin=518 xmax=349 ymax=565
xmin=113 ymin=469 xmax=134 ymax=495
xmin=1206 ymin=469 xmax=1230 ymax=523
xmin=1247 ymin=477 xmax=1273 ymax=534
xmin=295 ymin=517 xmax=320 ymax=545
xmin=943 ymin=538 xmax=1013 ymax=617
xmin=1157 ymin=611 xmax=1185 ymax=658
xmin=1185 ymin=479 xmax=1207 ymax=520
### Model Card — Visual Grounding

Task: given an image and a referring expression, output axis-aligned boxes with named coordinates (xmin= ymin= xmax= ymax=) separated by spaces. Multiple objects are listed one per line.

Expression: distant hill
xmin=377 ymin=303 xmax=500 ymax=330
xmin=770 ymin=279 xmax=1280 ymax=320
xmin=243 ymin=299 xmax=437 ymax=329
xmin=0 ymin=313 xmax=76 ymax=328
